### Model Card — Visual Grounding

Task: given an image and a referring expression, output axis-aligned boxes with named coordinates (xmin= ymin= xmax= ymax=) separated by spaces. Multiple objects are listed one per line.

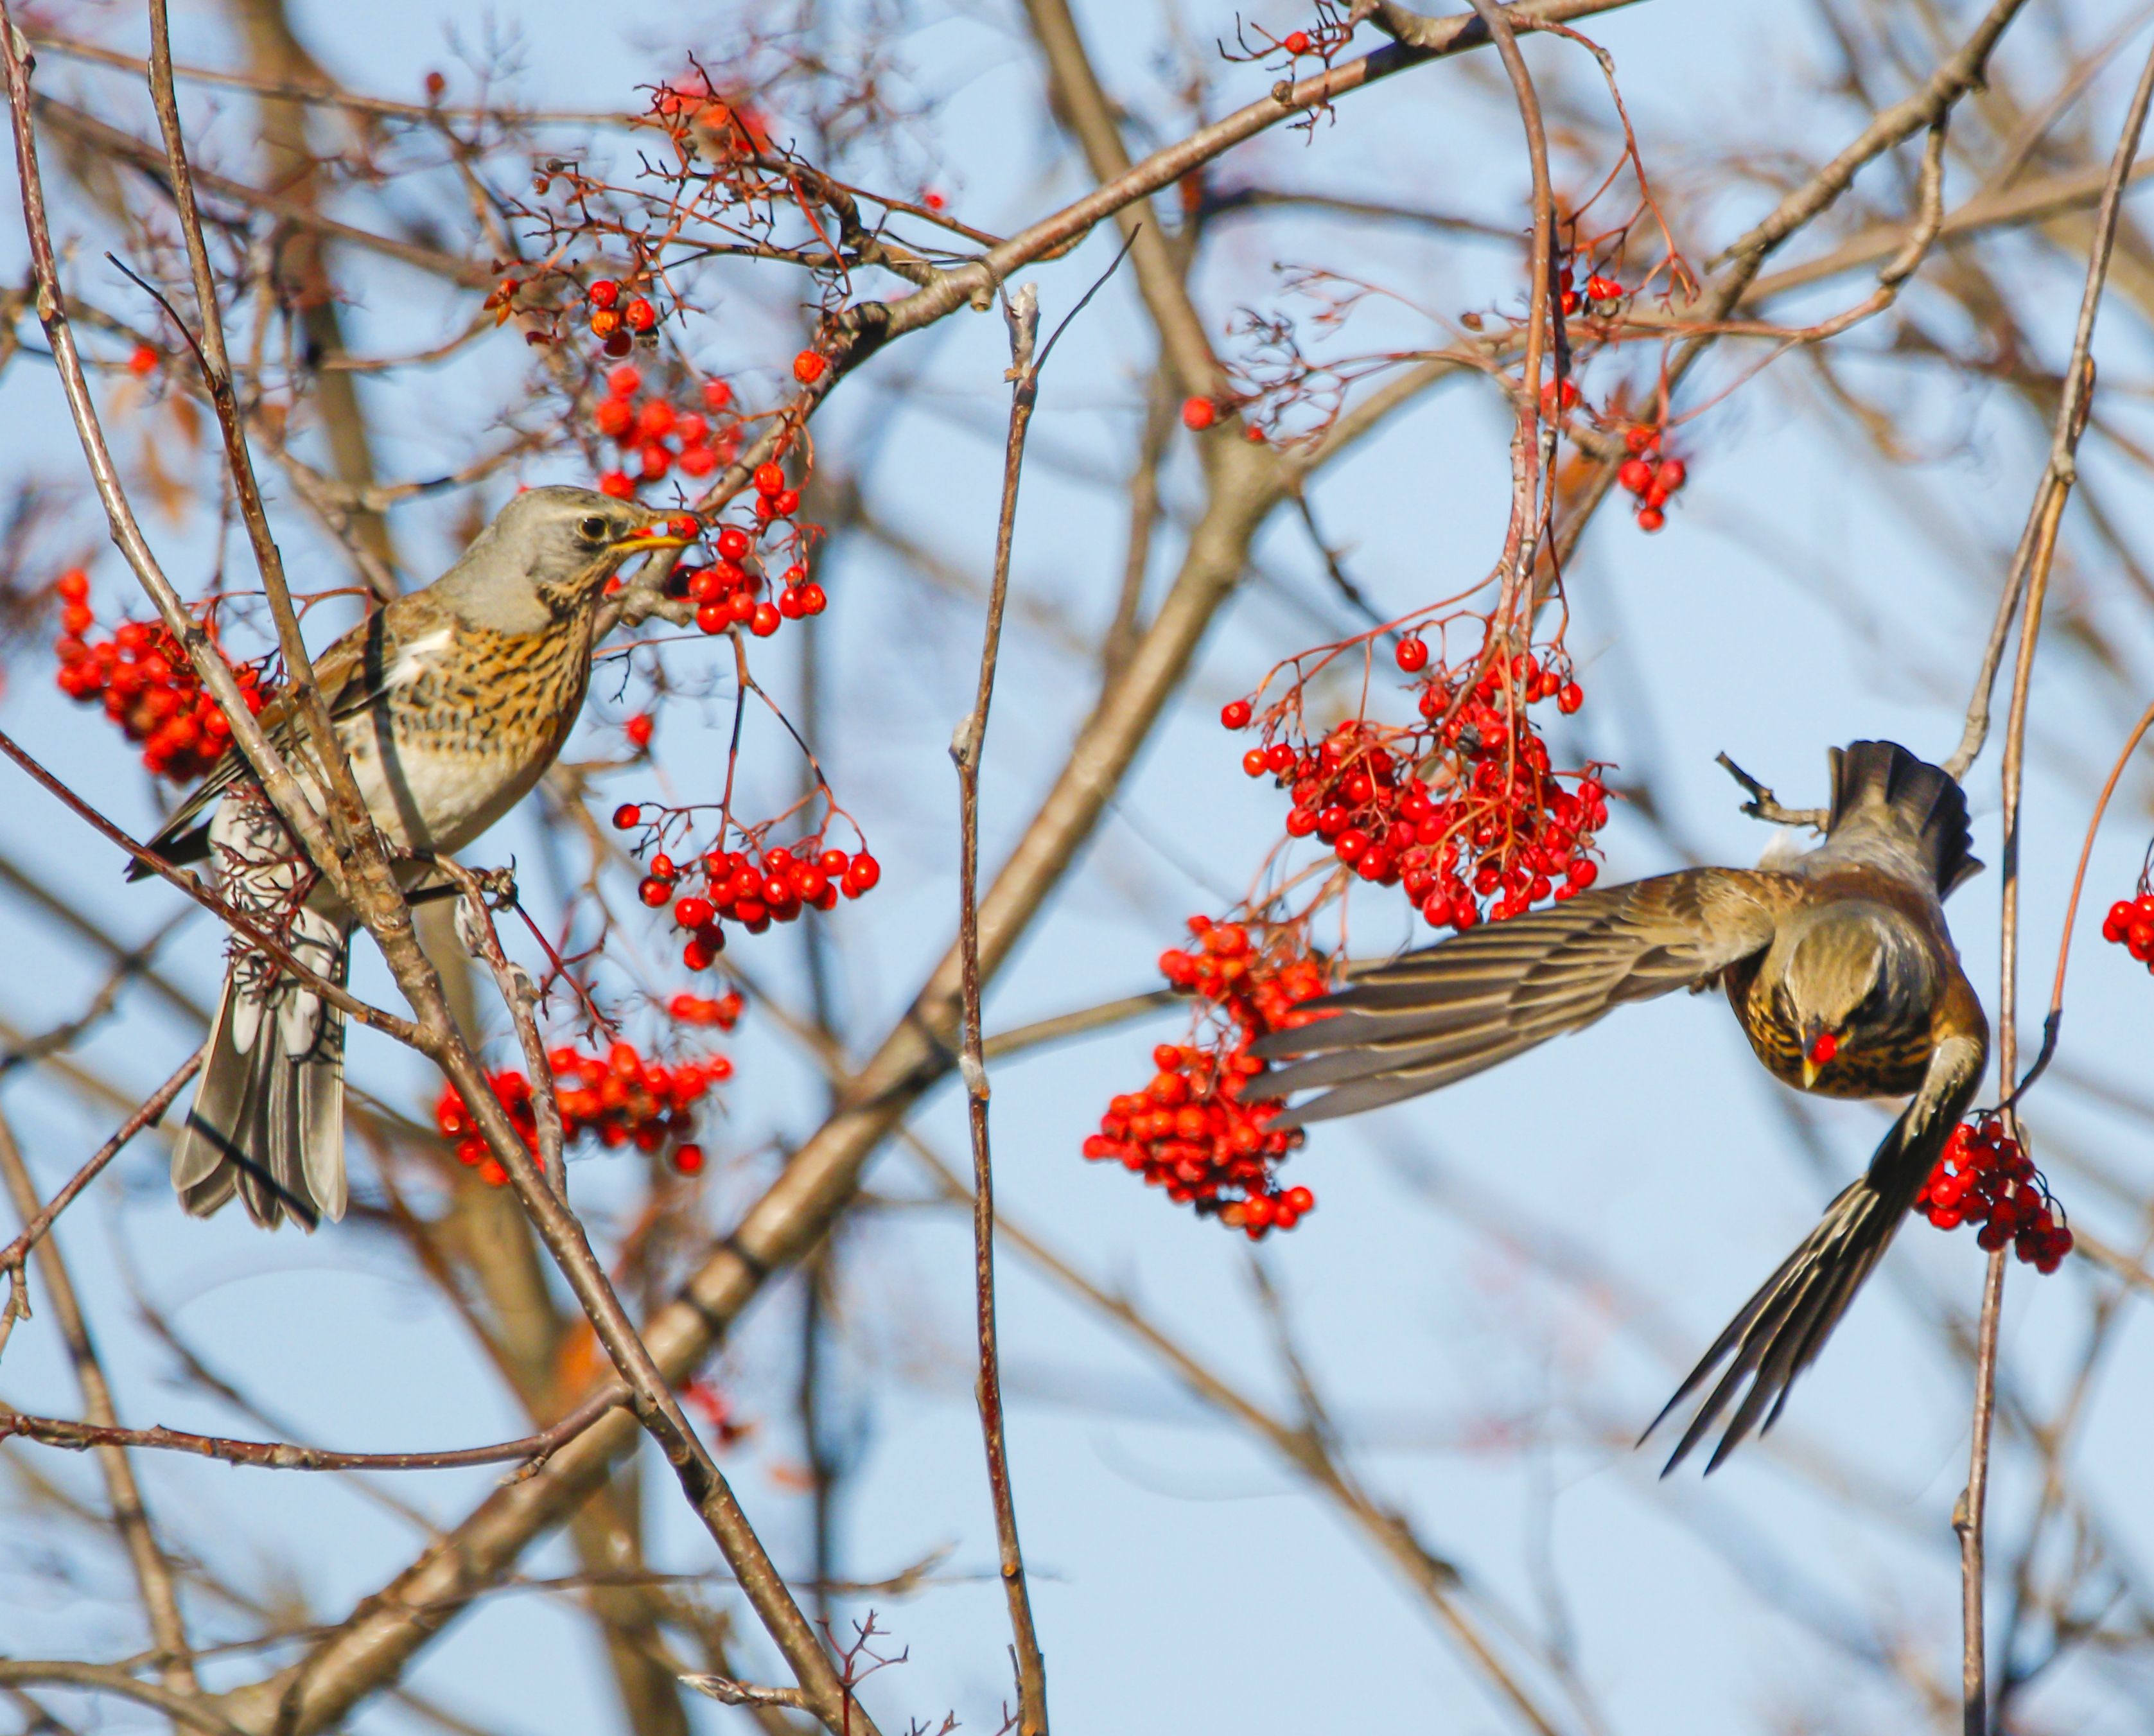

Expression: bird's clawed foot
xmin=1715 ymin=751 xmax=1829 ymax=832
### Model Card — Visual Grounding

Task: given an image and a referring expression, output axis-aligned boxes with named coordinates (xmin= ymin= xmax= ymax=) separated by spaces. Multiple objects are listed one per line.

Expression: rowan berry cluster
xmin=649 ymin=78 xmax=771 ymax=162
xmin=1559 ymin=266 xmax=1625 ymax=319
xmin=1914 ymin=1114 xmax=2074 ymax=1273
xmin=1225 ymin=645 xmax=1606 ymax=932
xmin=51 ymin=573 xmax=270 ymax=784
xmin=613 ymin=803 xmax=882 ymax=967
xmin=1615 ymin=425 xmax=1687 ymax=532
xmin=669 ymin=475 xmax=827 ymax=640
xmin=434 ymin=1039 xmax=729 ymax=1186
xmin=668 ymin=990 xmax=744 ymax=1027
xmin=1083 ymin=917 xmax=1328 ymax=1238
xmin=2101 ymin=887 xmax=2154 ymax=972
xmin=590 ymin=364 xmax=742 ymax=492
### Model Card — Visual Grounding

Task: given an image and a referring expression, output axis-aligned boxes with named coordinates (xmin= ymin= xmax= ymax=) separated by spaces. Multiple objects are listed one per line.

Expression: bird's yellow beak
xmin=609 ymin=526 xmax=697 ymax=555
xmin=1801 ymin=1055 xmax=1821 ymax=1091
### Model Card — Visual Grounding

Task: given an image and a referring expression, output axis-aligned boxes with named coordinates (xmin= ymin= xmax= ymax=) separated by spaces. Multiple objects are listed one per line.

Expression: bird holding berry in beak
xmin=1256 ymin=740 xmax=1988 ymax=1470
xmin=139 ymin=486 xmax=696 ymax=1231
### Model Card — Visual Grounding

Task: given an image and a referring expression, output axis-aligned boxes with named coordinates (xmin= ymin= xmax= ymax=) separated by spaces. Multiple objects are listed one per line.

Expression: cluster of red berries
xmin=615 ymin=807 xmax=882 ymax=966
xmin=1225 ymin=648 xmax=1606 ymax=931
xmin=52 ymin=574 xmax=269 ymax=784
xmin=1083 ymin=917 xmax=1327 ymax=1238
xmin=2101 ymin=888 xmax=2154 ymax=972
xmin=583 ymin=278 xmax=663 ymax=356
xmin=669 ymin=492 xmax=826 ymax=639
xmin=434 ymin=1040 xmax=729 ymax=1185
xmin=1615 ymin=426 xmax=1687 ymax=532
xmin=590 ymin=364 xmax=742 ymax=493
xmin=668 ymin=989 xmax=744 ymax=1027
xmin=1559 ymin=267 xmax=1626 ymax=319
xmin=652 ymin=79 xmax=771 ymax=157
xmin=1914 ymin=1114 xmax=2073 ymax=1272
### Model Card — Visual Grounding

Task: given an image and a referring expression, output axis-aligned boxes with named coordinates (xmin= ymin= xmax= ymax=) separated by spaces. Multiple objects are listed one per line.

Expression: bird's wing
xmin=136 ymin=599 xmax=442 ymax=875
xmin=1650 ymin=997 xmax=1988 ymax=1473
xmin=1252 ymin=869 xmax=1793 ymax=1124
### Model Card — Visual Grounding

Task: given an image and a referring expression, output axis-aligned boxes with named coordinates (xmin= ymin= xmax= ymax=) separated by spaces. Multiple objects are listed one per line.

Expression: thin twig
xmin=949 ymin=283 xmax=1049 ymax=1736
xmin=1957 ymin=39 xmax=2154 ymax=1734
xmin=0 ymin=1399 xmax=622 ymax=1475
xmin=0 ymin=1048 xmax=204 ymax=1314
xmin=0 ymin=1107 xmax=200 ymax=1697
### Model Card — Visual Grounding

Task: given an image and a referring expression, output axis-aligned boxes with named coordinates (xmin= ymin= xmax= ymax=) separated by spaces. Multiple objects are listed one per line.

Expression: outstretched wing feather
xmin=1254 ymin=871 xmax=1790 ymax=1124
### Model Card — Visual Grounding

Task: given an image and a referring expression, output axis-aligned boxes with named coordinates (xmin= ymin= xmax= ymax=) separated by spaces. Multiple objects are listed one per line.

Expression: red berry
xmin=717 ymin=525 xmax=751 ymax=560
xmin=796 ymin=582 xmax=827 ymax=615
xmin=624 ymin=298 xmax=657 ymax=333
xmin=613 ymin=803 xmax=642 ymax=829
xmin=749 ymin=602 xmax=782 ymax=636
xmin=673 ymin=1143 xmax=706 ymax=1175
xmin=1656 ymin=458 xmax=1687 ymax=492
xmin=844 ymin=852 xmax=881 ymax=895
xmin=793 ymin=349 xmax=827 ymax=384
xmin=1221 ymin=699 xmax=1253 ymax=730
xmin=753 ymin=462 xmax=785 ymax=496
xmin=1636 ymin=506 xmax=1665 ymax=532
xmin=1557 ymin=681 xmax=1582 ymax=714
xmin=594 ymin=397 xmax=634 ymax=438
xmin=1617 ymin=457 xmax=1654 ymax=495
xmin=1283 ymin=29 xmax=1311 ymax=53
xmin=1624 ymin=425 xmax=1658 ymax=454
xmin=638 ymin=876 xmax=670 ymax=907
xmin=588 ymin=279 xmax=621 ymax=310
xmin=599 ymin=470 xmax=635 ymax=498
xmin=55 ymin=568 xmax=89 ymax=603
xmin=127 ymin=344 xmax=159 ymax=377
xmin=607 ymin=364 xmax=643 ymax=397
xmin=674 ymin=895 xmax=715 ymax=929
xmin=1395 ymin=636 xmax=1428 ymax=673
xmin=626 ymin=714 xmax=654 ymax=748
xmin=1181 ymin=396 xmax=1217 ymax=431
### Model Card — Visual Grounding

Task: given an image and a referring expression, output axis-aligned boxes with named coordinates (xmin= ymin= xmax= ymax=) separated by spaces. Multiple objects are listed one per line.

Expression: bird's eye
xmin=577 ymin=514 xmax=609 ymax=542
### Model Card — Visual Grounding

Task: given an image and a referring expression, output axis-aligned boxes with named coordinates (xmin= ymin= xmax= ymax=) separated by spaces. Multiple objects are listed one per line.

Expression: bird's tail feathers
xmin=1826 ymin=740 xmax=1981 ymax=897
xmin=171 ymin=912 xmax=347 ymax=1230
xmin=1647 ymin=1172 xmax=1904 ymax=1473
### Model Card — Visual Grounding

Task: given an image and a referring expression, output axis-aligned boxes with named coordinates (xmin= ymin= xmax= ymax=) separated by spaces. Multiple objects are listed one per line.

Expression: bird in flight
xmin=1256 ymin=739 xmax=1988 ymax=1471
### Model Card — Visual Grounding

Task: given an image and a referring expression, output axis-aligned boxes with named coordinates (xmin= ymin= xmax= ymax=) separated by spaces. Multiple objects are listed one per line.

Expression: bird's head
xmin=1782 ymin=904 xmax=1929 ymax=1089
xmin=439 ymin=486 xmax=698 ymax=629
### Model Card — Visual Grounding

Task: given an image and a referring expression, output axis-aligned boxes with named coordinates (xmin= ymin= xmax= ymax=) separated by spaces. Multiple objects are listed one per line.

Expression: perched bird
xmin=139 ymin=487 xmax=693 ymax=1230
xmin=1255 ymin=741 xmax=1989 ymax=1470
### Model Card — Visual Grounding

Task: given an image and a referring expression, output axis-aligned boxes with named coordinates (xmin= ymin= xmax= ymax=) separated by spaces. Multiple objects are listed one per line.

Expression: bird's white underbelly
xmin=338 ymin=731 xmax=541 ymax=857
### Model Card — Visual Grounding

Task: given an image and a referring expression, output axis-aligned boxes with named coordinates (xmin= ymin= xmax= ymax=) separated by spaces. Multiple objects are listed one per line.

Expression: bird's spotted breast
xmin=336 ymin=615 xmax=596 ymax=854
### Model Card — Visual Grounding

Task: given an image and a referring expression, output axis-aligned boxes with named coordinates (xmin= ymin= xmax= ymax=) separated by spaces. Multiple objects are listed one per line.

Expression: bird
xmin=137 ymin=486 xmax=694 ymax=1231
xmin=1253 ymin=739 xmax=1990 ymax=1471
